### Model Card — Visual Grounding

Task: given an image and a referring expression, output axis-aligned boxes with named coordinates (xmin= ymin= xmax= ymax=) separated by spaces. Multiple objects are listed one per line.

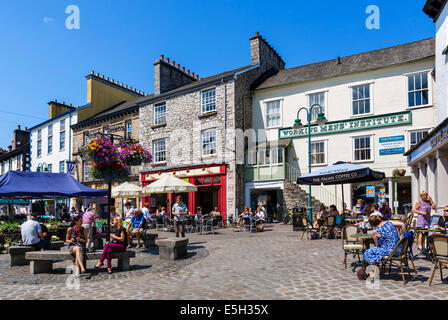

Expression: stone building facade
xmin=0 ymin=125 xmax=30 ymax=175
xmin=139 ymin=33 xmax=285 ymax=219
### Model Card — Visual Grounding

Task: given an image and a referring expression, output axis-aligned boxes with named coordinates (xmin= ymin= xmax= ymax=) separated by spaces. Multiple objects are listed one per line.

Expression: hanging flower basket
xmin=83 ymin=136 xmax=152 ymax=181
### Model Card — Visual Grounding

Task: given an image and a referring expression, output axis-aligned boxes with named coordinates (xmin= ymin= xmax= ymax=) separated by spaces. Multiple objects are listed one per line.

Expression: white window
xmin=201 ymin=89 xmax=216 ymax=114
xmin=201 ymin=128 xmax=217 ymax=156
xmin=407 ymin=72 xmax=430 ymax=107
xmin=154 ymin=104 xmax=166 ymax=125
xmin=47 ymin=125 xmax=53 ymax=154
xmin=60 ymin=120 xmax=66 ymax=151
xmin=258 ymin=149 xmax=270 ymax=165
xmin=266 ymin=100 xmax=281 ymax=128
xmin=37 ymin=129 xmax=42 ymax=158
xmin=247 ymin=150 xmax=257 ymax=165
xmin=353 ymin=136 xmax=373 ymax=162
xmin=308 ymin=92 xmax=326 ymax=121
xmin=126 ymin=121 xmax=132 ymax=140
xmin=153 ymin=139 xmax=166 ymax=163
xmin=352 ymin=84 xmax=371 ymax=116
xmin=270 ymin=148 xmax=284 ymax=164
xmin=84 ymin=133 xmax=89 ymax=146
xmin=104 ymin=127 xmax=110 ymax=135
xmin=83 ymin=161 xmax=89 ymax=180
xmin=59 ymin=161 xmax=65 ymax=173
xmin=409 ymin=130 xmax=429 ymax=148
xmin=47 ymin=164 xmax=52 ymax=173
xmin=311 ymin=141 xmax=326 ymax=165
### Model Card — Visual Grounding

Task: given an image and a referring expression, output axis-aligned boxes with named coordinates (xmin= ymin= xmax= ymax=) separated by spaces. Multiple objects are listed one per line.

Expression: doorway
xmin=197 ymin=187 xmax=219 ymax=215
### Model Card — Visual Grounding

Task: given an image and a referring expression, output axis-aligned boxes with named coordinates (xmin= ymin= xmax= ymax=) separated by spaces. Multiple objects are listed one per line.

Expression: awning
xmin=0 ymin=171 xmax=108 ymax=199
xmin=297 ymin=161 xmax=385 ymax=186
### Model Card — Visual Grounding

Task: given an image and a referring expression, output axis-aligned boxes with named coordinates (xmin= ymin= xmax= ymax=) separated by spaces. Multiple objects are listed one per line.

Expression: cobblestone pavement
xmin=0 ymin=224 xmax=447 ymax=300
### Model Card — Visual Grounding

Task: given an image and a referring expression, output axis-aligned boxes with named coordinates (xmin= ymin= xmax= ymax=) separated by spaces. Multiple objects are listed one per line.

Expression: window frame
xmin=264 ymin=99 xmax=283 ymax=129
xmin=153 ymin=103 xmax=167 ymax=125
xmin=307 ymin=91 xmax=328 ymax=122
xmin=310 ymin=140 xmax=327 ymax=166
xmin=125 ymin=121 xmax=132 ymax=140
xmin=408 ymin=128 xmax=430 ymax=149
xmin=37 ymin=130 xmax=42 ymax=158
xmin=352 ymin=135 xmax=374 ymax=163
xmin=200 ymin=88 xmax=217 ymax=114
xmin=405 ymin=70 xmax=432 ymax=109
xmin=152 ymin=139 xmax=167 ymax=164
xmin=59 ymin=161 xmax=65 ymax=173
xmin=350 ymin=82 xmax=374 ymax=117
xmin=201 ymin=128 xmax=217 ymax=157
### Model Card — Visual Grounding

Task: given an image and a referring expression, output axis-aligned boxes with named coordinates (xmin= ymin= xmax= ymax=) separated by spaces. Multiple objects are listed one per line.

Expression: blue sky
xmin=0 ymin=0 xmax=435 ymax=147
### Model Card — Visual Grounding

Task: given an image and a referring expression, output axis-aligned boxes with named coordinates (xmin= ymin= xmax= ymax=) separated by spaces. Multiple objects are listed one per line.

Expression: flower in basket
xmin=119 ymin=142 xmax=152 ymax=166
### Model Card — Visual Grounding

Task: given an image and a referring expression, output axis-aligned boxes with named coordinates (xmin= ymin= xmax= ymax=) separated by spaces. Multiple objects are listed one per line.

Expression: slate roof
xmin=256 ymin=38 xmax=435 ymax=90
xmin=72 ymin=94 xmax=153 ymax=128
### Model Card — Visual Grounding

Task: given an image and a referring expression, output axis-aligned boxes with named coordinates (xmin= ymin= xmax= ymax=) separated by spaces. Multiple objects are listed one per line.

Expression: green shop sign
xmin=279 ymin=111 xmax=412 ymax=139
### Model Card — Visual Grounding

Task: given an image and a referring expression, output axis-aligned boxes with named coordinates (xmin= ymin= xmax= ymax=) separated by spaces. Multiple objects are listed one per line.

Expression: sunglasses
xmin=444 ymin=210 xmax=448 ymax=212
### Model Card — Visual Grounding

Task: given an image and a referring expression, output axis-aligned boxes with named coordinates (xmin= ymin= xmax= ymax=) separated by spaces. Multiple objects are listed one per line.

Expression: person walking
xmin=82 ymin=208 xmax=96 ymax=253
xmin=413 ymin=191 xmax=437 ymax=251
xmin=172 ymin=196 xmax=187 ymax=238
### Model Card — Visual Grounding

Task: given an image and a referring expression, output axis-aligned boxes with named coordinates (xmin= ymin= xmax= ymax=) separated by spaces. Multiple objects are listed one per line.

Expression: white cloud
xmin=43 ymin=17 xmax=54 ymax=24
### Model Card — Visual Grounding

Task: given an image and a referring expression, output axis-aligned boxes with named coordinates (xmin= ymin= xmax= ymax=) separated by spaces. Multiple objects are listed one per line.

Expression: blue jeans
xmin=31 ymin=239 xmax=51 ymax=250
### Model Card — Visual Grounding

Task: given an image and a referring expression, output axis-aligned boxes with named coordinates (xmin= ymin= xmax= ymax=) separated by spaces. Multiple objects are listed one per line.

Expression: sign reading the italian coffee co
xmin=279 ymin=111 xmax=412 ymax=139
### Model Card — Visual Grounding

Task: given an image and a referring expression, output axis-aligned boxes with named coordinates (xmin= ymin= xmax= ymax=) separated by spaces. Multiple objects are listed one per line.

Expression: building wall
xmin=252 ymin=58 xmax=436 ymax=208
xmin=30 ymin=111 xmax=78 ymax=173
xmin=436 ymin=3 xmax=448 ymax=124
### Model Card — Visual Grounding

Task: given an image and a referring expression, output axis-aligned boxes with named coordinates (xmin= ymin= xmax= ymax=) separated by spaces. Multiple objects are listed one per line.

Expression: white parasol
xmin=142 ymin=174 xmax=197 ymax=194
xmin=111 ymin=182 xmax=143 ymax=197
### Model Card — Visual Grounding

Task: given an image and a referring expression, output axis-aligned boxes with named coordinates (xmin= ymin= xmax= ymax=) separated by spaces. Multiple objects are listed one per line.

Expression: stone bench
xmin=25 ymin=249 xmax=136 ymax=274
xmin=155 ymin=237 xmax=188 ymax=260
xmin=9 ymin=241 xmax=65 ymax=267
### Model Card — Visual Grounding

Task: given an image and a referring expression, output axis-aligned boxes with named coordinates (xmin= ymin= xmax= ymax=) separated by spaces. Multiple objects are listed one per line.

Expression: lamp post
xmin=293 ymin=104 xmax=327 ymax=223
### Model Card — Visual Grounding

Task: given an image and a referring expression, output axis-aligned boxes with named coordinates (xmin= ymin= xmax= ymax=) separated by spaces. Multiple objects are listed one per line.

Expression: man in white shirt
xmin=172 ymin=196 xmax=187 ymax=238
xmin=142 ymin=204 xmax=152 ymax=227
xmin=125 ymin=202 xmax=135 ymax=221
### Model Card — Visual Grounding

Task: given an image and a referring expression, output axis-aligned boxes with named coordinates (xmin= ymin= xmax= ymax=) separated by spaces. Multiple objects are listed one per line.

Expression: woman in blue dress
xmin=363 ymin=215 xmax=406 ymax=265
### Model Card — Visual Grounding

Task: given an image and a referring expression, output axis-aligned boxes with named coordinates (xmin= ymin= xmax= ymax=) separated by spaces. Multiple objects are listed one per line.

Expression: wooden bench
xmin=25 ymin=250 xmax=135 ymax=274
xmin=155 ymin=237 xmax=188 ymax=260
xmin=9 ymin=241 xmax=65 ymax=267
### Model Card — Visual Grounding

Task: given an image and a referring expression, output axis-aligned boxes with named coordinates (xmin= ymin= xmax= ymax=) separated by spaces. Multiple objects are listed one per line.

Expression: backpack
xmin=310 ymin=229 xmax=320 ymax=240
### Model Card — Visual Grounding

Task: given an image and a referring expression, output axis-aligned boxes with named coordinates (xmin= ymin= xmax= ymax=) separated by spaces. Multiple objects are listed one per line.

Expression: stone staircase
xmin=283 ymin=180 xmax=325 ymax=212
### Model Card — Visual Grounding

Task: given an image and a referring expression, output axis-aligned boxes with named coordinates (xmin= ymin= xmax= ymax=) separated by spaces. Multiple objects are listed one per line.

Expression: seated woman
xmin=235 ymin=207 xmax=250 ymax=229
xmin=95 ymin=216 xmax=127 ymax=274
xmin=329 ymin=205 xmax=343 ymax=228
xmin=379 ymin=201 xmax=392 ymax=218
xmin=65 ymin=215 xmax=88 ymax=277
xmin=255 ymin=207 xmax=265 ymax=224
xmin=360 ymin=215 xmax=406 ymax=278
xmin=313 ymin=205 xmax=328 ymax=229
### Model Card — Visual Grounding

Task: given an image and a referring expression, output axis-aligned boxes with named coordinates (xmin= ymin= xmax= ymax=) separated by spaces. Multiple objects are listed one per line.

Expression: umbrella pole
xmin=341 ymin=184 xmax=345 ymax=226
xmin=107 ymin=179 xmax=112 ymax=244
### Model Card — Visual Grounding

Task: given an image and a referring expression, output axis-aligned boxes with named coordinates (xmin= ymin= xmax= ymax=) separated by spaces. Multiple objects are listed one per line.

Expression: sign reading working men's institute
xmin=279 ymin=111 xmax=412 ymax=139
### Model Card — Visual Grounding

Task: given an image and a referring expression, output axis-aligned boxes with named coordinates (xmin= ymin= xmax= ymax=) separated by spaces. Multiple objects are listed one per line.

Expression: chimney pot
xmin=18 ymin=125 xmax=21 ymax=130
xmin=195 ymin=75 xmax=199 ymax=80
xmin=96 ymin=73 xmax=99 ymax=77
xmin=63 ymin=101 xmax=65 ymax=105
xmin=187 ymin=70 xmax=190 ymax=75
xmin=192 ymin=72 xmax=195 ymax=77
xmin=171 ymin=60 xmax=175 ymax=66
xmin=166 ymin=57 xmax=170 ymax=63
xmin=91 ymin=70 xmax=94 ymax=74
xmin=255 ymin=31 xmax=259 ymax=36
xmin=177 ymin=64 xmax=180 ymax=68
xmin=160 ymin=54 xmax=164 ymax=60
xmin=182 ymin=67 xmax=185 ymax=72
xmin=107 ymin=77 xmax=109 ymax=81
xmin=337 ymin=57 xmax=341 ymax=64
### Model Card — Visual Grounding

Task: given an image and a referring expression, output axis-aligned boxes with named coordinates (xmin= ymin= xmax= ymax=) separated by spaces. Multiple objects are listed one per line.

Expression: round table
xmin=351 ymin=233 xmax=374 ymax=250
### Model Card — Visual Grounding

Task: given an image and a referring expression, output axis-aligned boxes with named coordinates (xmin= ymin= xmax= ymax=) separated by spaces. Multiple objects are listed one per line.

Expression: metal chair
xmin=428 ymin=234 xmax=448 ymax=285
xmin=322 ymin=216 xmax=336 ymax=239
xmin=380 ymin=237 xmax=412 ymax=285
xmin=342 ymin=225 xmax=363 ymax=268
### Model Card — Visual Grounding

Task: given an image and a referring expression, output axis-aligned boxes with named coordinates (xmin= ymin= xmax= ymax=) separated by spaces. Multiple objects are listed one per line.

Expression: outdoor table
xmin=351 ymin=233 xmax=374 ymax=250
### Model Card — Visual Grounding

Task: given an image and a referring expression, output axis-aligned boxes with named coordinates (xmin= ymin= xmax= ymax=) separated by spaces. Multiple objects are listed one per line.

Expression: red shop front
xmin=141 ymin=163 xmax=227 ymax=222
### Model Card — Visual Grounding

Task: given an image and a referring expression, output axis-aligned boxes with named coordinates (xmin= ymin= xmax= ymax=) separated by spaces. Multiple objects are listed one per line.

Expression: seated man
xmin=127 ymin=210 xmax=146 ymax=248
xmin=21 ymin=213 xmax=51 ymax=250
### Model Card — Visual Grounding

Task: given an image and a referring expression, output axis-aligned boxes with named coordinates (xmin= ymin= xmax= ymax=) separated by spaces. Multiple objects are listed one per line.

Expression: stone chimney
xmin=154 ymin=55 xmax=198 ymax=95
xmin=48 ymin=100 xmax=76 ymax=119
xmin=11 ymin=125 xmax=30 ymax=150
xmin=249 ymin=32 xmax=286 ymax=72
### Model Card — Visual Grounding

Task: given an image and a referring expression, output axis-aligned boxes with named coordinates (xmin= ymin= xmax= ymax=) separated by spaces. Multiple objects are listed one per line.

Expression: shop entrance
xmin=250 ymin=189 xmax=283 ymax=222
xmin=197 ymin=187 xmax=219 ymax=215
